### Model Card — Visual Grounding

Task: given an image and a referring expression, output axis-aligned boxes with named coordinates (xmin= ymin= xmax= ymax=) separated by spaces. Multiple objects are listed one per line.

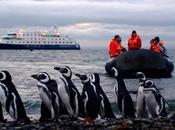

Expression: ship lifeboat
xmin=105 ymin=49 xmax=174 ymax=78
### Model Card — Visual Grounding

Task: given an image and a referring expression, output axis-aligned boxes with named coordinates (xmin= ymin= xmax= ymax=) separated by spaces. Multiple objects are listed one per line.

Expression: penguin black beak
xmin=75 ymin=73 xmax=81 ymax=78
xmin=75 ymin=73 xmax=88 ymax=81
xmin=31 ymin=74 xmax=38 ymax=79
xmin=54 ymin=67 xmax=67 ymax=74
xmin=54 ymin=67 xmax=61 ymax=71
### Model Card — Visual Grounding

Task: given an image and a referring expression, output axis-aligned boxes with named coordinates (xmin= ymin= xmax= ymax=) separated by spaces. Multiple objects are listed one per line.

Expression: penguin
xmin=0 ymin=80 xmax=8 ymax=122
xmin=54 ymin=66 xmax=83 ymax=117
xmin=54 ymin=68 xmax=75 ymax=118
xmin=111 ymin=67 xmax=135 ymax=118
xmin=143 ymin=80 xmax=167 ymax=118
xmin=136 ymin=72 xmax=147 ymax=118
xmin=0 ymin=70 xmax=30 ymax=123
xmin=75 ymin=73 xmax=99 ymax=122
xmin=90 ymin=73 xmax=115 ymax=119
xmin=0 ymin=84 xmax=5 ymax=122
xmin=31 ymin=72 xmax=60 ymax=121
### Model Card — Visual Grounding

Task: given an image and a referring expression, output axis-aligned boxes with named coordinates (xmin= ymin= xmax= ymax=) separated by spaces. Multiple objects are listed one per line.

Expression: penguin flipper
xmin=0 ymin=102 xmax=5 ymax=122
xmin=5 ymin=93 xmax=14 ymax=113
xmin=52 ymin=92 xmax=60 ymax=120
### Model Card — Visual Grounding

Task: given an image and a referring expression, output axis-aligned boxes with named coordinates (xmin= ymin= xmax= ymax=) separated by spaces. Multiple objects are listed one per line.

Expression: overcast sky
xmin=0 ymin=0 xmax=174 ymax=48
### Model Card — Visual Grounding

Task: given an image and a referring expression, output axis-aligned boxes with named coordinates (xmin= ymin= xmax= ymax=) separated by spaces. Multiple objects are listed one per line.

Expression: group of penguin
xmin=0 ymin=66 xmax=169 ymax=124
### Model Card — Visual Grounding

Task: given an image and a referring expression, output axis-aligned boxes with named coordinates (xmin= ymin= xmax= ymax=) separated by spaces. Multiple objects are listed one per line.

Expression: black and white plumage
xmin=136 ymin=72 xmax=147 ymax=117
xmin=75 ymin=73 xmax=99 ymax=120
xmin=54 ymin=68 xmax=75 ymax=118
xmin=31 ymin=72 xmax=60 ymax=121
xmin=0 ymin=70 xmax=30 ymax=123
xmin=112 ymin=68 xmax=135 ymax=118
xmin=54 ymin=66 xmax=83 ymax=117
xmin=143 ymin=80 xmax=167 ymax=117
xmin=90 ymin=73 xmax=115 ymax=119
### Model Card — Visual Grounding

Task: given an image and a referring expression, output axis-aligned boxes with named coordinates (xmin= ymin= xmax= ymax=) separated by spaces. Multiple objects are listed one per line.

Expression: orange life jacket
xmin=150 ymin=40 xmax=161 ymax=53
xmin=109 ymin=39 xmax=125 ymax=58
xmin=128 ymin=35 xmax=142 ymax=50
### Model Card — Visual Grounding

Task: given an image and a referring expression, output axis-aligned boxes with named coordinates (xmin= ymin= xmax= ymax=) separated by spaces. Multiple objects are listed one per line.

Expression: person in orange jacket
xmin=109 ymin=35 xmax=126 ymax=58
xmin=150 ymin=36 xmax=167 ymax=56
xmin=128 ymin=30 xmax=142 ymax=51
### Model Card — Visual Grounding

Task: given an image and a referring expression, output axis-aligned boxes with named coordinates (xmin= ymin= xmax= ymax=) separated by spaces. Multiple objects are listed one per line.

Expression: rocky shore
xmin=1 ymin=116 xmax=175 ymax=130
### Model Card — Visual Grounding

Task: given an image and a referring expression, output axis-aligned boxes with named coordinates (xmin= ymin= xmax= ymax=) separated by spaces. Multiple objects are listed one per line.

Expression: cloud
xmin=0 ymin=0 xmax=175 ymax=27
xmin=0 ymin=0 xmax=174 ymax=48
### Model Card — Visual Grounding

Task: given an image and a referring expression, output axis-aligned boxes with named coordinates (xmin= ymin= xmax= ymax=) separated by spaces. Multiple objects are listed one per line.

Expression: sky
xmin=0 ymin=0 xmax=174 ymax=48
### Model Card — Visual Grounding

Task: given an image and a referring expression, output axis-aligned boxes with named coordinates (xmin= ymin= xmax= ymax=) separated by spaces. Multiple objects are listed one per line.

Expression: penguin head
xmin=75 ymin=73 xmax=90 ymax=83
xmin=54 ymin=66 xmax=72 ymax=78
xmin=31 ymin=72 xmax=50 ymax=83
xmin=136 ymin=72 xmax=146 ymax=81
xmin=111 ymin=67 xmax=119 ymax=77
xmin=144 ymin=80 xmax=154 ymax=88
xmin=90 ymin=73 xmax=100 ymax=84
xmin=0 ymin=70 xmax=12 ymax=82
xmin=136 ymin=72 xmax=146 ymax=86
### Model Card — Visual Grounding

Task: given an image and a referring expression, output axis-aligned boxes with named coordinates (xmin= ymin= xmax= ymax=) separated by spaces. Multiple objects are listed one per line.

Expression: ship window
xmin=19 ymin=41 xmax=21 ymax=43
xmin=44 ymin=42 xmax=46 ymax=44
xmin=7 ymin=41 xmax=9 ymax=43
xmin=31 ymin=42 xmax=33 ymax=43
xmin=11 ymin=41 xmax=13 ymax=43
xmin=51 ymin=42 xmax=53 ymax=43
xmin=63 ymin=42 xmax=65 ymax=43
xmin=23 ymin=42 xmax=25 ymax=43
xmin=27 ymin=41 xmax=29 ymax=43
xmin=27 ymin=34 xmax=29 ymax=36
xmin=35 ymin=42 xmax=37 ymax=43
xmin=59 ymin=42 xmax=61 ymax=43
xmin=55 ymin=38 xmax=57 ymax=40
xmin=63 ymin=38 xmax=65 ymax=40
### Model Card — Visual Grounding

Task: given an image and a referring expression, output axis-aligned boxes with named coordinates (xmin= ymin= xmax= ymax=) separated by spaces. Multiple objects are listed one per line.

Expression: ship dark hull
xmin=0 ymin=43 xmax=80 ymax=50
xmin=105 ymin=49 xmax=174 ymax=78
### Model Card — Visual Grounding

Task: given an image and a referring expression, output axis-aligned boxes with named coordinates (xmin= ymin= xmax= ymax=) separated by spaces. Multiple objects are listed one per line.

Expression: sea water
xmin=0 ymin=47 xmax=174 ymax=120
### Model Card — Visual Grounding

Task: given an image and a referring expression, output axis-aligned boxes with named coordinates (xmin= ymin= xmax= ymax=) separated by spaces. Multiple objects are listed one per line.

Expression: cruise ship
xmin=0 ymin=29 xmax=80 ymax=50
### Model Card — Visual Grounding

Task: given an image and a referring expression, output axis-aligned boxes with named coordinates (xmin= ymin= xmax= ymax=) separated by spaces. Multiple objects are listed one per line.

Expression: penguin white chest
xmin=0 ymin=87 xmax=7 ymax=106
xmin=144 ymin=91 xmax=159 ymax=116
xmin=37 ymin=84 xmax=52 ymax=111
xmin=136 ymin=86 xmax=146 ymax=117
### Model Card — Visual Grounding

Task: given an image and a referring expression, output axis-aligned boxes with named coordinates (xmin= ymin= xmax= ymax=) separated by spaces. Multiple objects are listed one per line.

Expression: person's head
xmin=131 ymin=30 xmax=137 ymax=37
xmin=114 ymin=35 xmax=121 ymax=43
xmin=154 ymin=36 xmax=160 ymax=43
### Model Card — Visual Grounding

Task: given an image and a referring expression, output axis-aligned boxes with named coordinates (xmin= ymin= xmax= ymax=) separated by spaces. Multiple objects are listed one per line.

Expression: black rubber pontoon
xmin=105 ymin=49 xmax=174 ymax=78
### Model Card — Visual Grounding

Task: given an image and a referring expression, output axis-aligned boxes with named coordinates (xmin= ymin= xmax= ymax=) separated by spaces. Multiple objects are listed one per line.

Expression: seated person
xmin=109 ymin=35 xmax=126 ymax=58
xmin=150 ymin=36 xmax=166 ymax=53
xmin=128 ymin=30 xmax=142 ymax=51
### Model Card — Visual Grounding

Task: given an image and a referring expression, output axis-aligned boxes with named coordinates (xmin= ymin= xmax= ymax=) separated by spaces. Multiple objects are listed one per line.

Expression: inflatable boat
xmin=105 ymin=49 xmax=174 ymax=78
